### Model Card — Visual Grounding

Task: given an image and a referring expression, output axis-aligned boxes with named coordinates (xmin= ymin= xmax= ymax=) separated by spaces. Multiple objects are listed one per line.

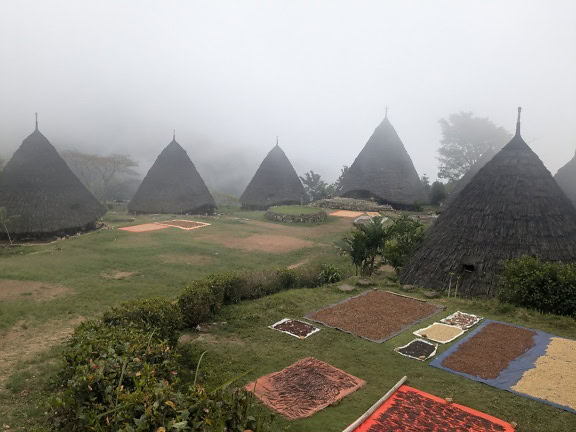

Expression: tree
xmin=384 ymin=215 xmax=425 ymax=273
xmin=421 ymin=174 xmax=431 ymax=196
xmin=299 ymin=171 xmax=334 ymax=201
xmin=62 ymin=150 xmax=139 ymax=202
xmin=0 ymin=156 xmax=5 ymax=172
xmin=332 ymin=165 xmax=349 ymax=193
xmin=437 ymin=112 xmax=511 ymax=181
xmin=429 ymin=181 xmax=447 ymax=206
xmin=0 ymin=207 xmax=17 ymax=245
xmin=342 ymin=216 xmax=389 ymax=276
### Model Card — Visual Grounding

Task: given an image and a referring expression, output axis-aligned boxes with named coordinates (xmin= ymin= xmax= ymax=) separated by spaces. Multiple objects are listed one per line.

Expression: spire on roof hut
xmin=516 ymin=106 xmax=522 ymax=136
xmin=35 ymin=112 xmax=38 ymax=131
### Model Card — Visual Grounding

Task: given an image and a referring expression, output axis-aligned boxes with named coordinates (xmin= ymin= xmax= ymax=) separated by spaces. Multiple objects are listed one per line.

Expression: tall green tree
xmin=299 ymin=170 xmax=334 ymax=201
xmin=429 ymin=181 xmax=447 ymax=206
xmin=437 ymin=112 xmax=511 ymax=181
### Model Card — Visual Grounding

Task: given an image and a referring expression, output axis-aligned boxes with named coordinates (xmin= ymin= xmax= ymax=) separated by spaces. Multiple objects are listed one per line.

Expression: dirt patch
xmin=118 ymin=223 xmax=170 ymax=233
xmin=270 ymin=319 xmax=319 ymax=339
xmin=0 ymin=280 xmax=72 ymax=302
xmin=203 ymin=234 xmax=314 ymax=253
xmin=101 ymin=271 xmax=137 ymax=280
xmin=441 ymin=322 xmax=536 ymax=379
xmin=307 ymin=290 xmax=443 ymax=343
xmin=159 ymin=254 xmax=217 ymax=266
xmin=395 ymin=339 xmax=438 ymax=361
xmin=246 ymin=357 xmax=364 ymax=419
xmin=414 ymin=323 xmax=464 ymax=344
xmin=512 ymin=337 xmax=576 ymax=410
xmin=330 ymin=210 xmax=365 ymax=218
xmin=0 ymin=317 xmax=84 ymax=390
xmin=358 ymin=385 xmax=513 ymax=431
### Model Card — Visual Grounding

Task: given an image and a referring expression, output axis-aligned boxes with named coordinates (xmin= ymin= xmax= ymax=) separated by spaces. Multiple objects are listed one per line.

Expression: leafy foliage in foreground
xmin=499 ymin=256 xmax=576 ymax=317
xmin=384 ymin=215 xmax=425 ymax=273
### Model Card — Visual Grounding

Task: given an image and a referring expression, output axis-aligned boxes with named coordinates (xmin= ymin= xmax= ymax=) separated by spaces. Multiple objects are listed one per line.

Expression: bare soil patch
xmin=0 ymin=317 xmax=84 ymax=389
xmin=512 ymin=337 xmax=576 ymax=410
xmin=0 ymin=280 xmax=72 ymax=302
xmin=159 ymin=254 xmax=216 ymax=266
xmin=101 ymin=271 xmax=137 ymax=280
xmin=245 ymin=357 xmax=364 ymax=419
xmin=118 ymin=223 xmax=169 ymax=233
xmin=307 ymin=290 xmax=443 ymax=343
xmin=441 ymin=322 xmax=536 ymax=379
xmin=203 ymin=234 xmax=314 ymax=253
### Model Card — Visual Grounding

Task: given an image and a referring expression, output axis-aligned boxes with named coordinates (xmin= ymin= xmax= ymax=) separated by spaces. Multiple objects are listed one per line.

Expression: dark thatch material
xmin=400 ymin=109 xmax=576 ymax=297
xmin=128 ymin=138 xmax=215 ymax=215
xmin=0 ymin=122 xmax=106 ymax=239
xmin=554 ymin=150 xmax=576 ymax=208
xmin=337 ymin=115 xmax=428 ymax=210
xmin=440 ymin=147 xmax=498 ymax=211
xmin=240 ymin=144 xmax=307 ymax=210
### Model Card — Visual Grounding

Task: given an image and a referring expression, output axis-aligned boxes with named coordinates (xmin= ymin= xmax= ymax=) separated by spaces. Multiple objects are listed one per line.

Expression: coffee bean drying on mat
xmin=308 ymin=290 xmax=441 ymax=342
xmin=397 ymin=340 xmax=436 ymax=360
xmin=441 ymin=322 xmax=536 ymax=379
xmin=441 ymin=311 xmax=482 ymax=330
xmin=364 ymin=386 xmax=511 ymax=432
xmin=273 ymin=319 xmax=316 ymax=337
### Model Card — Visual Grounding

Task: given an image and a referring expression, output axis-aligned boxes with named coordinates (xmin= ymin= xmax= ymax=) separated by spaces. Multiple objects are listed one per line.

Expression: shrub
xmin=208 ymin=272 xmax=250 ymax=304
xmin=384 ymin=215 xmax=425 ymax=273
xmin=318 ymin=263 xmax=343 ymax=284
xmin=49 ymin=321 xmax=275 ymax=431
xmin=178 ymin=282 xmax=220 ymax=328
xmin=276 ymin=268 xmax=298 ymax=290
xmin=102 ymin=298 xmax=184 ymax=345
xmin=342 ymin=217 xmax=389 ymax=276
xmin=498 ymin=256 xmax=576 ymax=317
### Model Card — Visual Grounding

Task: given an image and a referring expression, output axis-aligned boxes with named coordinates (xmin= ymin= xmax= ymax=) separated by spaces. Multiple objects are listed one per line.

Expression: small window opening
xmin=463 ymin=264 xmax=475 ymax=273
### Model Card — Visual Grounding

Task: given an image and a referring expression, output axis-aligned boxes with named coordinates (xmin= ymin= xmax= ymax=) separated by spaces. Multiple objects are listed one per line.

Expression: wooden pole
xmin=342 ymin=376 xmax=407 ymax=432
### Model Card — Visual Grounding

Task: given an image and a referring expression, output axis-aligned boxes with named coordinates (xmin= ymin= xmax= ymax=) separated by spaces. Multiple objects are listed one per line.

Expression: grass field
xmin=1 ymin=209 xmax=575 ymax=431
xmin=267 ymin=205 xmax=326 ymax=215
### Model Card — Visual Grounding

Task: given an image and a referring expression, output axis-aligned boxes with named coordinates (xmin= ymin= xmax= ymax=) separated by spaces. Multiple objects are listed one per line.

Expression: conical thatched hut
xmin=128 ymin=135 xmax=216 ymax=214
xmin=0 ymin=117 xmax=106 ymax=239
xmin=440 ymin=147 xmax=498 ymax=211
xmin=554 ymin=150 xmax=576 ymax=207
xmin=240 ymin=142 xmax=307 ymax=210
xmin=337 ymin=114 xmax=428 ymax=209
xmin=400 ymin=108 xmax=576 ymax=297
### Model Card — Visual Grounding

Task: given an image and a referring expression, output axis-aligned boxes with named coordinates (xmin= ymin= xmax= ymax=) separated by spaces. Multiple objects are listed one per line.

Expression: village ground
xmin=0 ymin=209 xmax=575 ymax=431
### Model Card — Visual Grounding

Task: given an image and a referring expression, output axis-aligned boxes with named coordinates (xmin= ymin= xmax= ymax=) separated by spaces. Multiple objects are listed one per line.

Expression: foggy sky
xmin=1 ymin=0 xmax=575 ymax=193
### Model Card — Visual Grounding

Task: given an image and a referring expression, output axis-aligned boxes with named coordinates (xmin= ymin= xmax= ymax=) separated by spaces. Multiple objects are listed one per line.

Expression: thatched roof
xmin=337 ymin=115 xmax=428 ymax=209
xmin=0 ymin=120 xmax=106 ymax=238
xmin=240 ymin=143 xmax=307 ymax=210
xmin=400 ymin=109 xmax=576 ymax=297
xmin=440 ymin=147 xmax=498 ymax=211
xmin=554 ymin=150 xmax=576 ymax=208
xmin=128 ymin=137 xmax=215 ymax=214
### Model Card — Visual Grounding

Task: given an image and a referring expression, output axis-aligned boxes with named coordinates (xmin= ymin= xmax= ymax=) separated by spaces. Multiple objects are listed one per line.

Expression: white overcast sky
xmin=1 ymin=0 xmax=575 ymax=191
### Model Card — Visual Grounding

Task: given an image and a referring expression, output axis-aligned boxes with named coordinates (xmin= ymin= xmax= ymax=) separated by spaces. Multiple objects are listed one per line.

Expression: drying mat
xmin=118 ymin=223 xmax=170 ymax=233
xmin=395 ymin=338 xmax=438 ymax=361
xmin=269 ymin=318 xmax=320 ymax=339
xmin=345 ymin=383 xmax=514 ymax=432
xmin=157 ymin=220 xmax=211 ymax=230
xmin=431 ymin=319 xmax=576 ymax=414
xmin=329 ymin=210 xmax=365 ymax=218
xmin=306 ymin=290 xmax=444 ymax=343
xmin=245 ymin=357 xmax=365 ymax=419
xmin=440 ymin=311 xmax=483 ymax=330
xmin=413 ymin=322 xmax=465 ymax=344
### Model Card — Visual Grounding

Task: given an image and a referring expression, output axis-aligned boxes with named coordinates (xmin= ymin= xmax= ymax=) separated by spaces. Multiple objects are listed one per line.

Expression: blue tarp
xmin=430 ymin=319 xmax=576 ymax=414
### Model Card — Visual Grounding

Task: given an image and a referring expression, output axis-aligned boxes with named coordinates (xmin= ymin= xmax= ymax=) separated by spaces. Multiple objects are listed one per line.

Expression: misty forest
xmin=1 ymin=1 xmax=576 ymax=431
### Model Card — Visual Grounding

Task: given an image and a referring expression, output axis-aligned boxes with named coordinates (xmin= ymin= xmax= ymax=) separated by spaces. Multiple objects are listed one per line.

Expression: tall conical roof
xmin=440 ymin=146 xmax=499 ymax=211
xmin=0 ymin=119 xmax=106 ymax=238
xmin=554 ymin=149 xmax=576 ymax=207
xmin=240 ymin=143 xmax=307 ymax=210
xmin=400 ymin=108 xmax=576 ymax=296
xmin=128 ymin=137 xmax=216 ymax=214
xmin=337 ymin=115 xmax=428 ymax=209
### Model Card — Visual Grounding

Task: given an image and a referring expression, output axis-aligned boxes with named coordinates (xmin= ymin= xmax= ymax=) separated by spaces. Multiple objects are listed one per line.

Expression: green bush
xmin=276 ymin=268 xmax=298 ymax=290
xmin=178 ymin=281 xmax=221 ymax=328
xmin=318 ymin=263 xmax=343 ymax=284
xmin=208 ymin=272 xmax=250 ymax=304
xmin=49 ymin=321 xmax=275 ymax=431
xmin=384 ymin=215 xmax=425 ymax=273
xmin=102 ymin=298 xmax=184 ymax=346
xmin=498 ymin=256 xmax=576 ymax=317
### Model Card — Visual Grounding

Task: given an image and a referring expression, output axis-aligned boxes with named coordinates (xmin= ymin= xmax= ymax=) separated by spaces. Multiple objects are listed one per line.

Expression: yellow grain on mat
xmin=415 ymin=323 xmax=463 ymax=343
xmin=512 ymin=337 xmax=576 ymax=410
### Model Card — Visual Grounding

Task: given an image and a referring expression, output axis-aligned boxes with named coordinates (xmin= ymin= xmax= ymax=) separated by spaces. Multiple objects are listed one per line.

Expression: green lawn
xmin=1 ymin=210 xmax=575 ymax=431
xmin=268 ymin=205 xmax=326 ymax=215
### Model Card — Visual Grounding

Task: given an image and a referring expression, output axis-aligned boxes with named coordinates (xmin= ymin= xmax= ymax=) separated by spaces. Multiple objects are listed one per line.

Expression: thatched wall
xmin=400 ymin=127 xmax=576 ymax=297
xmin=128 ymin=139 xmax=215 ymax=215
xmin=554 ymin=151 xmax=576 ymax=208
xmin=0 ymin=129 xmax=106 ymax=239
xmin=337 ymin=116 xmax=428 ymax=210
xmin=240 ymin=145 xmax=308 ymax=210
